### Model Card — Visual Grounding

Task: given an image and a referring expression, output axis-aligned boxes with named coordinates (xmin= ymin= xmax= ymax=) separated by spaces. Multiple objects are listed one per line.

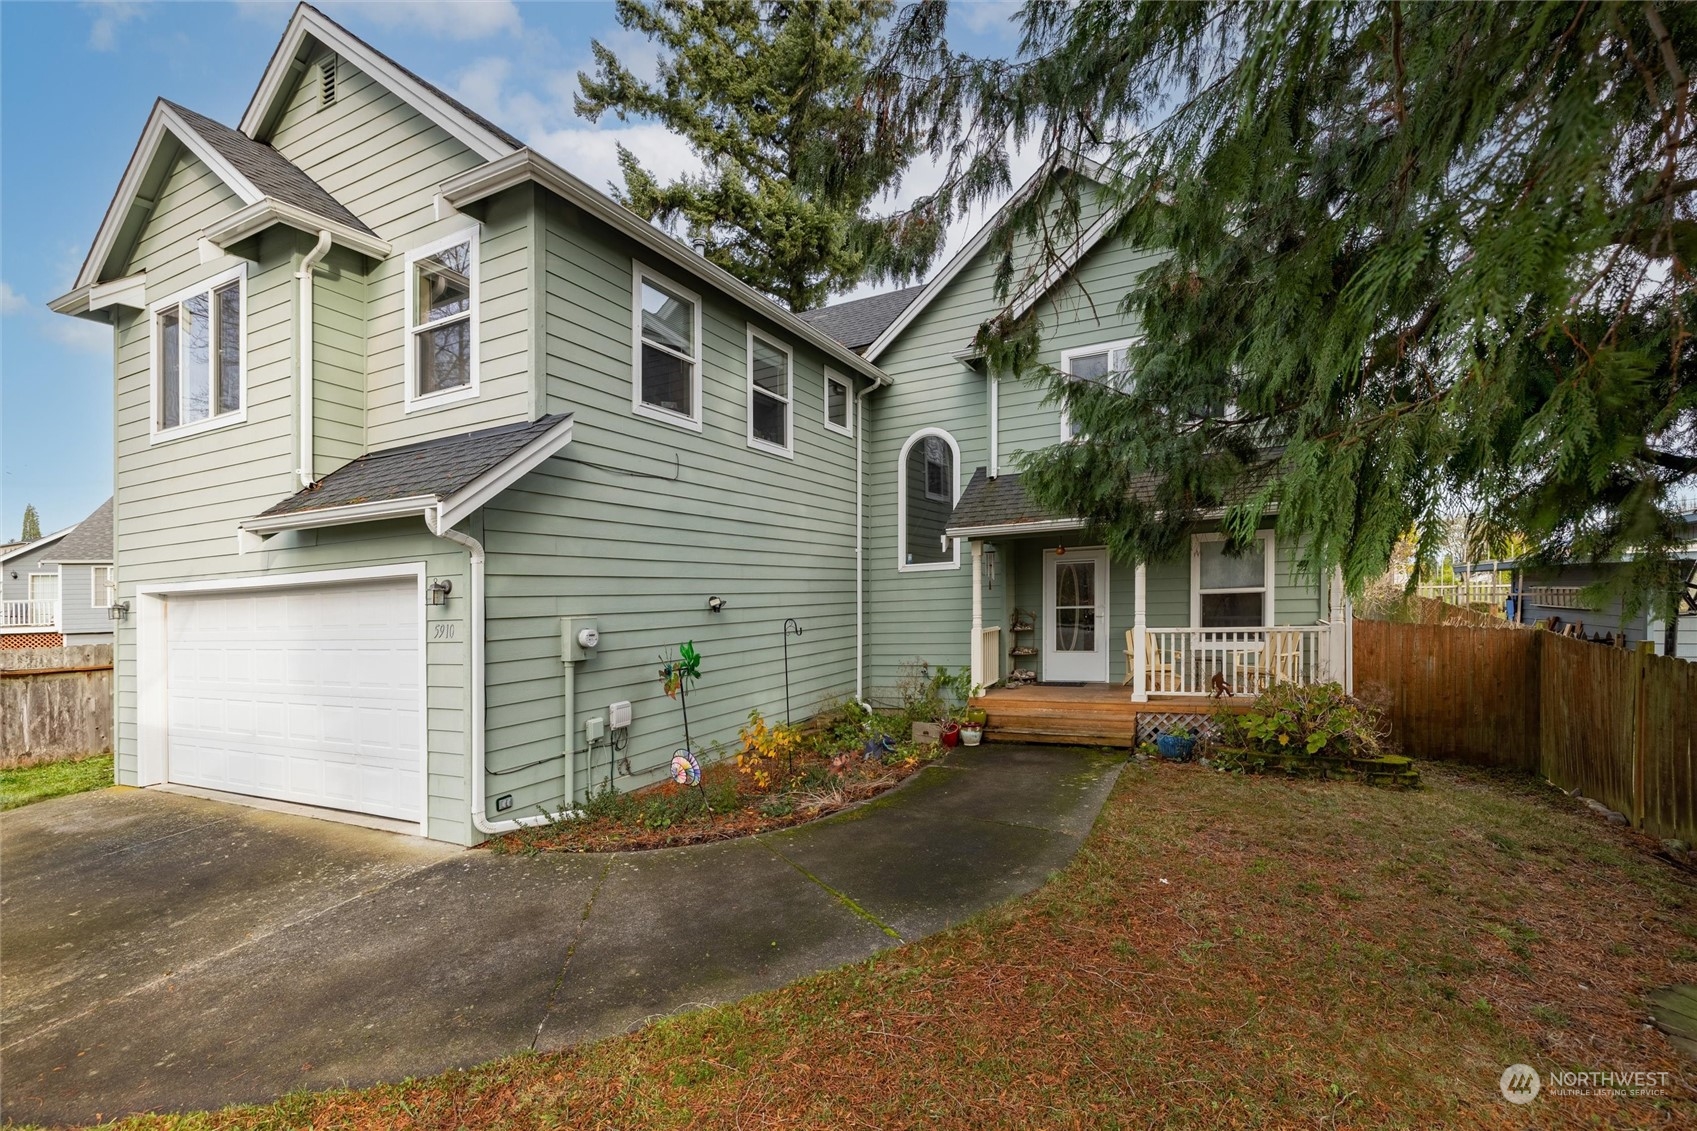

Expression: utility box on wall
xmin=561 ymin=616 xmax=600 ymax=662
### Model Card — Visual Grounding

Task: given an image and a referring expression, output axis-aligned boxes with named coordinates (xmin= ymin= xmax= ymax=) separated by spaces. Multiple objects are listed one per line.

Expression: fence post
xmin=1633 ymin=641 xmax=1652 ymax=830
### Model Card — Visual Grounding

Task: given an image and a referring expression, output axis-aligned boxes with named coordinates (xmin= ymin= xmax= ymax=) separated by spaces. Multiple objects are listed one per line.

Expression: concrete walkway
xmin=1 ymin=745 xmax=1121 ymax=1126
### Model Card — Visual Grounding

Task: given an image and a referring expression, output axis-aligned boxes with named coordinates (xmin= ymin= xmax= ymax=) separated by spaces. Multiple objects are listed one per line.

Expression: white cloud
xmin=43 ymin=315 xmax=113 ymax=354
xmin=0 ymin=282 xmax=28 ymax=315
xmin=84 ymin=1 xmax=144 ymax=52
xmin=955 ymin=1 xmax=1023 ymax=37
xmin=324 ymin=1 xmax=522 ymax=41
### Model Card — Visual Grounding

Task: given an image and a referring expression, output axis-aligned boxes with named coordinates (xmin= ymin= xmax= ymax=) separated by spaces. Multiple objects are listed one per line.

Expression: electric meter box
xmin=608 ymin=700 xmax=633 ymax=729
xmin=561 ymin=616 xmax=600 ymax=662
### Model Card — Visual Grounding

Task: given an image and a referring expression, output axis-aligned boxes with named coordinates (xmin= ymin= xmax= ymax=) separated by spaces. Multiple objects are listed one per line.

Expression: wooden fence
xmin=1354 ymin=620 xmax=1696 ymax=843
xmin=0 ymin=645 xmax=114 ymax=768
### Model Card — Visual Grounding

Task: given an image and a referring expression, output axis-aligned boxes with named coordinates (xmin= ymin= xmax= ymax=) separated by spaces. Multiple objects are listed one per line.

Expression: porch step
xmin=987 ymin=726 xmax=1137 ymax=748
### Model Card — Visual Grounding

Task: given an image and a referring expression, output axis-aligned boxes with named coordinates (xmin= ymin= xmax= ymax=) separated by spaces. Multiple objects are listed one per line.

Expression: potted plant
xmin=960 ymin=707 xmax=987 ymax=746
xmin=1155 ymin=725 xmax=1197 ymax=762
xmin=940 ymin=720 xmax=962 ymax=748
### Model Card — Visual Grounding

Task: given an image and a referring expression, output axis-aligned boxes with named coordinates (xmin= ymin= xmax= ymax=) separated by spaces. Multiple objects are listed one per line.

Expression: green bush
xmin=1212 ymin=682 xmax=1395 ymax=776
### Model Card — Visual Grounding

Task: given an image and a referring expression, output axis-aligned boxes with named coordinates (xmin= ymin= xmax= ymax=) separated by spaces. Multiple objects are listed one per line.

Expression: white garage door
xmin=165 ymin=577 xmax=423 ymax=822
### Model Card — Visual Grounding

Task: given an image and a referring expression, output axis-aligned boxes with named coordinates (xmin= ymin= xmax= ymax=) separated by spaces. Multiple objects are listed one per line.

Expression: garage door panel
xmin=166 ymin=578 xmax=423 ymax=822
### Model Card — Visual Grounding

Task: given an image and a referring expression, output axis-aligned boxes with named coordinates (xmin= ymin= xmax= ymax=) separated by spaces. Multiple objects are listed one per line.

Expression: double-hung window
xmin=1192 ymin=531 xmax=1275 ymax=628
xmin=405 ymin=229 xmax=478 ymax=409
xmin=824 ymin=370 xmax=853 ymax=437
xmin=92 ymin=566 xmax=115 ymax=609
xmin=1059 ymin=339 xmax=1135 ymax=441
xmin=747 ymin=329 xmax=793 ymax=456
xmin=633 ymin=266 xmax=702 ymax=430
xmin=152 ymin=265 xmax=245 ymax=440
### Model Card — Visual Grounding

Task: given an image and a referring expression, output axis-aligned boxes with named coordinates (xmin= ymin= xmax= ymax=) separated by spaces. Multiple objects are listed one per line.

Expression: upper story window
xmin=899 ymin=428 xmax=960 ymax=571
xmin=1059 ymin=338 xmax=1135 ymax=441
xmin=405 ymin=228 xmax=479 ymax=411
xmin=747 ymin=329 xmax=793 ymax=456
xmin=1192 ymin=531 xmax=1275 ymax=628
xmin=632 ymin=265 xmax=702 ymax=431
xmin=824 ymin=370 xmax=853 ymax=437
xmin=92 ymin=566 xmax=115 ymax=609
xmin=151 ymin=264 xmax=246 ymax=442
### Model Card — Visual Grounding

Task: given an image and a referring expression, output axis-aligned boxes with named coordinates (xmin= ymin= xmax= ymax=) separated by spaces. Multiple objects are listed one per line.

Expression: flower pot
xmin=1156 ymin=733 xmax=1196 ymax=762
xmin=960 ymin=722 xmax=983 ymax=746
xmin=940 ymin=721 xmax=961 ymax=748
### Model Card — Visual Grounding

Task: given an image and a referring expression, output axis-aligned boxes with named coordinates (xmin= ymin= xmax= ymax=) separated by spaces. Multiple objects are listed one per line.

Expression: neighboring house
xmin=42 ymin=498 xmax=118 ymax=647
xmin=0 ymin=499 xmax=115 ymax=649
xmin=49 ymin=4 xmax=1349 ymax=846
xmin=1 ymin=526 xmax=75 ymax=648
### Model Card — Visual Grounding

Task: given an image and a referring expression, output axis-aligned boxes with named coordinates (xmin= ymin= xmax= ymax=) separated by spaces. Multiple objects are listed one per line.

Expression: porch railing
xmin=1142 ymin=626 xmax=1332 ymax=698
xmin=1 ymin=599 xmax=57 ymax=628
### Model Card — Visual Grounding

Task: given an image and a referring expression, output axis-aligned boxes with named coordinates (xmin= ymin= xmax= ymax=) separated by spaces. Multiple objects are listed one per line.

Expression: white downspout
xmin=432 ymin=514 xmax=563 ymax=836
xmin=296 ymin=230 xmax=333 ymax=488
xmin=855 ymin=379 xmax=879 ymax=704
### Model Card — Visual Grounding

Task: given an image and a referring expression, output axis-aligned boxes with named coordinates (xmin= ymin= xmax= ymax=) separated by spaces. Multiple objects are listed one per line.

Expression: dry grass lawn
xmin=97 ymin=760 xmax=1696 ymax=1129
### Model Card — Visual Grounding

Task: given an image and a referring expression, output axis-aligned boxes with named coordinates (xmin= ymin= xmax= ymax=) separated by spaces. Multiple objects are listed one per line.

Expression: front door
xmin=1042 ymin=548 xmax=1109 ymax=682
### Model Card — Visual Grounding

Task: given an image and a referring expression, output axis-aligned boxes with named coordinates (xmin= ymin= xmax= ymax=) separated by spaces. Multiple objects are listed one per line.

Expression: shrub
xmin=737 ymin=708 xmax=802 ymax=791
xmin=1212 ymin=682 xmax=1393 ymax=775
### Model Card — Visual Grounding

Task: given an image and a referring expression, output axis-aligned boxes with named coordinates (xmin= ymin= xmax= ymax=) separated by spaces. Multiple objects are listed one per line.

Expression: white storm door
xmin=1042 ymin=548 xmax=1109 ymax=682
xmin=164 ymin=578 xmax=423 ymax=822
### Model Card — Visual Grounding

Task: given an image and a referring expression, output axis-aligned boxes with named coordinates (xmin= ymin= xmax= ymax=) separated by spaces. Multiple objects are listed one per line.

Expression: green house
xmin=51 ymin=4 xmax=1351 ymax=845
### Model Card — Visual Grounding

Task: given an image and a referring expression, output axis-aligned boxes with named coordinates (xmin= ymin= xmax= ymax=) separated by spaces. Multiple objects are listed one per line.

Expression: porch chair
xmin=1125 ymin=628 xmax=1183 ymax=692
xmin=1266 ymin=629 xmax=1305 ymax=687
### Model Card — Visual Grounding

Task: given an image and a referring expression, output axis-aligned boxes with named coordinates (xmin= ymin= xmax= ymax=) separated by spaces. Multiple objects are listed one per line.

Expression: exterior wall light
xmin=429 ymin=579 xmax=453 ymax=606
xmin=108 ymin=600 xmax=131 ymax=622
xmin=707 ymin=596 xmax=726 ymax=613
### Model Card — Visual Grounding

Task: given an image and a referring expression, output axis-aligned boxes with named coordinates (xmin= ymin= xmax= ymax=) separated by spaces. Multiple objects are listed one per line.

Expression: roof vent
xmin=319 ymin=56 xmax=338 ymax=108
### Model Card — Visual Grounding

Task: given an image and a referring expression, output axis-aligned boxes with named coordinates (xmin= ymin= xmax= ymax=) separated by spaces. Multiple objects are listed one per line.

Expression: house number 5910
xmin=432 ymin=622 xmax=459 ymax=641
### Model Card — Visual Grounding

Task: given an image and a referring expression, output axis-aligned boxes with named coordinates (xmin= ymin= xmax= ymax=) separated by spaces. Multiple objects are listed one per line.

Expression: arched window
xmin=898 ymin=428 xmax=960 ymax=571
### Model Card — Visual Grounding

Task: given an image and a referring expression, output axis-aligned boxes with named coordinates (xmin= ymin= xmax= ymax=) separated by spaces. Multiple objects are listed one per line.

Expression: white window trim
xmin=823 ymin=368 xmax=853 ymax=438
xmin=1058 ymin=336 xmax=1138 ymax=442
xmin=148 ymin=263 xmax=249 ymax=445
xmin=403 ymin=225 xmax=482 ymax=414
xmin=1190 ymin=530 xmax=1277 ymax=629
xmin=92 ymin=565 xmax=115 ymax=609
xmin=897 ymin=427 xmax=961 ymax=573
xmin=745 ymin=326 xmax=795 ymax=459
xmin=631 ymin=262 xmax=704 ymax=433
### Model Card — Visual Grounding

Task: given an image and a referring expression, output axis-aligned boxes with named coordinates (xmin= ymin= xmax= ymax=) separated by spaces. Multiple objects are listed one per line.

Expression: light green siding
xmin=866 ymin=179 xmax=1326 ymax=691
xmin=106 ymin=143 xmax=479 ymax=843
xmin=474 ymin=191 xmax=868 ymax=815
xmin=312 ymin=245 xmax=367 ymax=473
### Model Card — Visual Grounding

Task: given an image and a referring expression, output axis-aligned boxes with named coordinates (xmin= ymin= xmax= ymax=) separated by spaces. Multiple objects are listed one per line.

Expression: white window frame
xmin=823 ymin=368 xmax=853 ymax=438
xmin=631 ymin=263 xmax=704 ymax=433
xmin=148 ymin=263 xmax=249 ymax=444
xmin=1058 ymin=337 xmax=1137 ymax=442
xmin=403 ymin=225 xmax=481 ymax=413
xmin=1190 ymin=530 xmax=1277 ymax=629
xmin=92 ymin=565 xmax=115 ymax=609
xmin=897 ymin=427 xmax=961 ymax=573
xmin=745 ymin=326 xmax=794 ymax=459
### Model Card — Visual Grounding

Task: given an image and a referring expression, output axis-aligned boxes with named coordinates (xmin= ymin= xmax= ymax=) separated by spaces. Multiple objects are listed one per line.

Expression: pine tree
xmin=20 ymin=504 xmax=40 ymax=542
xmin=576 ymin=0 xmax=939 ymax=310
xmin=872 ymin=1 xmax=1697 ymax=612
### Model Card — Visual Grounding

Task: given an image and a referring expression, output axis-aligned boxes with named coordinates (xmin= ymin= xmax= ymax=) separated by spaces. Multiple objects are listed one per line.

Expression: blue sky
xmin=0 ymin=0 xmax=1025 ymax=542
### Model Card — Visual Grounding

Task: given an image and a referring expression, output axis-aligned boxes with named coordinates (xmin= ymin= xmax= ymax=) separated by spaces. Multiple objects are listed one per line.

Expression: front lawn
xmin=101 ymin=760 xmax=1694 ymax=1129
xmin=0 ymin=753 xmax=113 ymax=810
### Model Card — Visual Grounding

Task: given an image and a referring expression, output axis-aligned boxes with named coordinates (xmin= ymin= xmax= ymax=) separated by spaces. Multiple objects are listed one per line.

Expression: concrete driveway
xmin=1 ymin=745 xmax=1120 ymax=1126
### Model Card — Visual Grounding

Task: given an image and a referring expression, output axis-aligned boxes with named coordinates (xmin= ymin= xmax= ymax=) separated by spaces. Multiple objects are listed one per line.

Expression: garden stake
xmin=782 ymin=618 xmax=803 ymax=775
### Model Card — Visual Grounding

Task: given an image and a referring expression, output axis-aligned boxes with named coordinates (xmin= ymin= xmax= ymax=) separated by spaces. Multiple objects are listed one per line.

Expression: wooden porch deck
xmin=969 ymin=684 xmax=1251 ymax=748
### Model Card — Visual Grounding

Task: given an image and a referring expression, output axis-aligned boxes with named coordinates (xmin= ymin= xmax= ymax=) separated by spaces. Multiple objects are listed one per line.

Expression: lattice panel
xmin=1134 ymin=712 xmax=1225 ymax=746
xmin=0 ymin=632 xmax=63 ymax=650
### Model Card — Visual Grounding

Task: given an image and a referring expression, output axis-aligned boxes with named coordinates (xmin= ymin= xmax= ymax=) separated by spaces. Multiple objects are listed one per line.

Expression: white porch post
xmin=1132 ymin=561 xmax=1148 ymax=702
xmin=1327 ymin=566 xmax=1348 ymax=687
xmin=970 ymin=540 xmax=985 ymax=688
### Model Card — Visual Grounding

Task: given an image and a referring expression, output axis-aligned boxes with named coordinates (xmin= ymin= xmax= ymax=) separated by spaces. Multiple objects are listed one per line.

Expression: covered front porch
xmin=947 ymin=470 xmax=1352 ymax=707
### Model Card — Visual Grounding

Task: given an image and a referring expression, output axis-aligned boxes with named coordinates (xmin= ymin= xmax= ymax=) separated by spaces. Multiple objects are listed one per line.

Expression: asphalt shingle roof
xmin=795 ymin=285 xmax=926 ymax=352
xmin=946 ymin=469 xmax=1168 ymax=534
xmin=259 ymin=415 xmax=571 ymax=518
xmin=165 ymin=101 xmax=376 ymax=236
xmin=43 ymin=498 xmax=114 ymax=562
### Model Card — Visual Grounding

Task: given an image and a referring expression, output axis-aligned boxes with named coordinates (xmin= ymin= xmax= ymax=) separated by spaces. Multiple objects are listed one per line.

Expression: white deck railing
xmin=1142 ymin=626 xmax=1332 ymax=697
xmin=1 ymin=599 xmax=56 ymax=629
